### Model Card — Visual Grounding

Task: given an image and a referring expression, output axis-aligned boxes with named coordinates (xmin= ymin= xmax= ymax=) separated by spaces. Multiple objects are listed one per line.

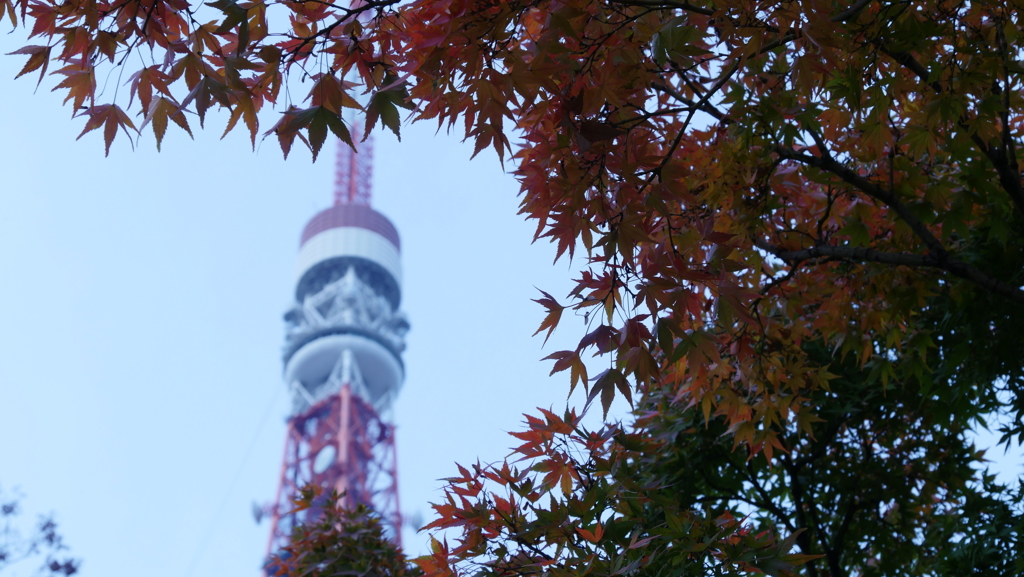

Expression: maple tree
xmin=0 ymin=485 xmax=79 ymax=577
xmin=6 ymin=0 xmax=1024 ymax=574
xmin=265 ymin=487 xmax=420 ymax=577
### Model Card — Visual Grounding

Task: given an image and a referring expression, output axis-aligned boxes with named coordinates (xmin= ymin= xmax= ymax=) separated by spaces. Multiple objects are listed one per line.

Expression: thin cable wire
xmin=183 ymin=383 xmax=283 ymax=577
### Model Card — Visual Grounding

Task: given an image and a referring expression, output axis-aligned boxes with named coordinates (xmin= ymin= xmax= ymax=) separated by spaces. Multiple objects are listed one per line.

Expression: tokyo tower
xmin=265 ymin=125 xmax=408 ymax=554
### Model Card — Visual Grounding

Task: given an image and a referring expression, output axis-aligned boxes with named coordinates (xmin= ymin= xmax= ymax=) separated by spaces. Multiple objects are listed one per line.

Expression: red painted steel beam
xmin=265 ymin=383 xmax=402 ymax=559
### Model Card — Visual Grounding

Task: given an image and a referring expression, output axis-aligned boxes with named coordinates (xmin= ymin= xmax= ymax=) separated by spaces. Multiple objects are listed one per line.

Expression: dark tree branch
xmin=610 ymin=0 xmax=782 ymax=35
xmin=877 ymin=45 xmax=1024 ymax=217
xmin=793 ymin=417 xmax=846 ymax=471
xmin=611 ymin=0 xmax=715 ymax=16
xmin=757 ymin=241 xmax=940 ymax=268
xmin=830 ymin=0 xmax=874 ymax=23
xmin=757 ymin=238 xmax=1024 ymax=305
xmin=878 ymin=47 xmax=943 ymax=93
xmin=774 ymin=147 xmax=946 ymax=254
xmin=829 ymin=496 xmax=865 ymax=577
xmin=781 ymin=452 xmax=822 ymax=577
xmin=651 ymin=82 xmax=733 ymax=125
xmin=771 ymin=148 xmax=1024 ymax=305
xmin=720 ymin=458 xmax=795 ymax=532
xmin=995 ymin=21 xmax=1021 ymax=206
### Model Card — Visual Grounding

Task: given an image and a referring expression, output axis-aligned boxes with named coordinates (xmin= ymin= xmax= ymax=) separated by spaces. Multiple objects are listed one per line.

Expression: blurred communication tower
xmin=264 ymin=126 xmax=409 ymax=556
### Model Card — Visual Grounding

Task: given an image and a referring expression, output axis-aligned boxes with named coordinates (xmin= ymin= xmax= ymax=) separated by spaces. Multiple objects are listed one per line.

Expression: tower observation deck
xmin=266 ymin=129 xmax=408 ymax=554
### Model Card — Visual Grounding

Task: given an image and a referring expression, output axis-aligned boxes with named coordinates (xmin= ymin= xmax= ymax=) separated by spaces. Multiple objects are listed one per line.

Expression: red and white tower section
xmin=266 ymin=135 xmax=408 ymax=553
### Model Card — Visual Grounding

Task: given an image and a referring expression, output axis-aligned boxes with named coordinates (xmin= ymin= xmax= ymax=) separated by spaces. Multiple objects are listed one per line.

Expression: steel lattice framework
xmin=265 ymin=381 xmax=401 ymax=553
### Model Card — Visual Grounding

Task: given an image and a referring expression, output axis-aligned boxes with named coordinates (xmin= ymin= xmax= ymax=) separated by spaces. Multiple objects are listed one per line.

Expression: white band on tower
xmin=296 ymin=226 xmax=402 ymax=290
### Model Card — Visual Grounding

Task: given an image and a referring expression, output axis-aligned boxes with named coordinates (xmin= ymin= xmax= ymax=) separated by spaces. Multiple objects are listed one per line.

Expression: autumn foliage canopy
xmin=7 ymin=0 xmax=1024 ymax=573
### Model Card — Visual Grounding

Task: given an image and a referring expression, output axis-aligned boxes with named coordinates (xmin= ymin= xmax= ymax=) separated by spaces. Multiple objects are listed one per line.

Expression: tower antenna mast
xmin=333 ymin=123 xmax=373 ymax=206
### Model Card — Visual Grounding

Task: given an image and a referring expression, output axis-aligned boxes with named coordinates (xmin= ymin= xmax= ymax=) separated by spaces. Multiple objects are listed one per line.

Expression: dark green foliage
xmin=922 ymin=215 xmax=1024 ymax=440
xmin=632 ymin=334 xmax=1024 ymax=577
xmin=267 ymin=487 xmax=420 ymax=577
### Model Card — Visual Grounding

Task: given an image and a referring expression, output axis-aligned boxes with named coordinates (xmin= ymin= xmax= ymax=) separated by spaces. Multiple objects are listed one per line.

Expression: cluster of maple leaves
xmin=3 ymin=0 xmax=414 ymax=155
xmin=7 ymin=0 xmax=1024 ymax=573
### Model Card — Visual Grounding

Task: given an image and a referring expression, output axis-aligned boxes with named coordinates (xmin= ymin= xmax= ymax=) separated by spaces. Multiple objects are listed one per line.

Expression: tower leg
xmin=265 ymin=383 xmax=402 ymax=559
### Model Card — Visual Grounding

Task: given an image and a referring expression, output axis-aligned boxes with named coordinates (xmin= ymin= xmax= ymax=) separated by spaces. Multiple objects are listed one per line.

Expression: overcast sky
xmin=1 ymin=27 xmax=1020 ymax=577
